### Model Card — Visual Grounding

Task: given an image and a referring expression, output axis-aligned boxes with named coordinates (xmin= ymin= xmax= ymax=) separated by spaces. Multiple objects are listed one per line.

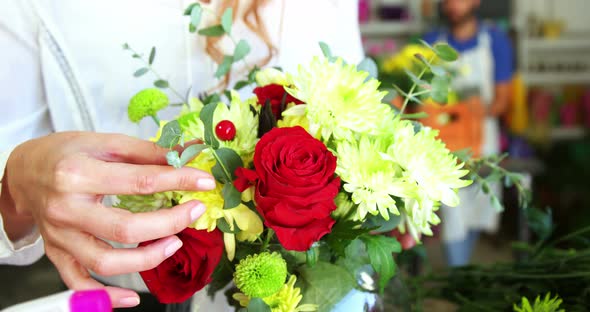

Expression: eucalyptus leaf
xmin=133 ymin=68 xmax=149 ymax=77
xmin=360 ymin=235 xmax=401 ymax=293
xmin=132 ymin=53 xmax=141 ymax=58
xmin=190 ymin=4 xmax=202 ymax=28
xmin=430 ymin=75 xmax=450 ymax=103
xmin=212 ymin=148 xmax=243 ymax=183
xmin=357 ymin=57 xmax=378 ymax=80
xmin=382 ymin=89 xmax=397 ymax=104
xmin=166 ymin=150 xmax=182 ymax=169
xmin=429 ymin=65 xmax=447 ymax=77
xmin=179 ymin=144 xmax=207 ymax=166
xmin=199 ymin=102 xmax=220 ymax=148
xmin=221 ymin=8 xmax=233 ymax=33
xmin=156 ymin=120 xmax=182 ymax=148
xmin=234 ymin=80 xmax=250 ymax=90
xmin=215 ymin=55 xmax=234 ymax=78
xmin=233 ymin=40 xmax=251 ymax=62
xmin=198 ymin=25 xmax=225 ymax=37
xmin=297 ymin=262 xmax=356 ymax=312
xmin=319 ymin=41 xmax=332 ymax=59
xmin=183 ymin=2 xmax=199 ymax=15
xmin=247 ymin=298 xmax=271 ymax=312
xmin=222 ymin=183 xmax=242 ymax=209
xmin=154 ymin=79 xmax=169 ymax=89
xmin=149 ymin=47 xmax=156 ymax=65
xmin=364 ymin=213 xmax=401 ymax=233
xmin=433 ymin=42 xmax=459 ymax=62
xmin=418 ymin=39 xmax=433 ymax=50
xmin=404 ymin=69 xmax=428 ymax=87
xmin=491 ymin=195 xmax=504 ymax=212
xmin=122 ymin=43 xmax=130 ymax=50
xmin=189 ymin=24 xmax=197 ymax=33
xmin=217 ymin=218 xmax=240 ymax=234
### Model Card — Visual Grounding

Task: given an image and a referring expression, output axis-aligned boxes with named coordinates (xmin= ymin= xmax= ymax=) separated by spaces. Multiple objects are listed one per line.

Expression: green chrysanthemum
xmin=513 ymin=293 xmax=564 ymax=312
xmin=233 ymin=276 xmax=317 ymax=312
xmin=285 ymin=57 xmax=392 ymax=141
xmin=335 ymin=135 xmax=416 ymax=221
xmin=234 ymin=252 xmax=287 ymax=298
xmin=115 ymin=192 xmax=178 ymax=213
xmin=128 ymin=88 xmax=169 ymax=123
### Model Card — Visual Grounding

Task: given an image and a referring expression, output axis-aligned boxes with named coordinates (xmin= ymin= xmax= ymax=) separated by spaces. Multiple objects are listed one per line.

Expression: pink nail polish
xmin=70 ymin=290 xmax=112 ymax=312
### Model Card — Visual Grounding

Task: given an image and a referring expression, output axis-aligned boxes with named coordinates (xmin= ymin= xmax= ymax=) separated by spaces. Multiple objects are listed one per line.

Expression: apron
xmin=440 ymin=27 xmax=502 ymax=243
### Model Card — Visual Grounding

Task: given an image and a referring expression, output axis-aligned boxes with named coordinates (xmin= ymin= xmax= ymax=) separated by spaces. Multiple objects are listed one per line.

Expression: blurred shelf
xmin=360 ymin=21 xmax=421 ymax=37
xmin=523 ymin=72 xmax=590 ymax=85
xmin=524 ymin=36 xmax=590 ymax=51
xmin=550 ymin=127 xmax=587 ymax=141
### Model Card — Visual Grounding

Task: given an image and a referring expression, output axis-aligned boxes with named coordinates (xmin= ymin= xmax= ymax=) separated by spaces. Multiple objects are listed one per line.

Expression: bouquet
xmin=114 ymin=3 xmax=515 ymax=311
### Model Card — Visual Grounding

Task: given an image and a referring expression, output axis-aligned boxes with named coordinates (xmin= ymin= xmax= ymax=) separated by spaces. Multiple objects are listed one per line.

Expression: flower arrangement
xmin=115 ymin=3 xmax=524 ymax=311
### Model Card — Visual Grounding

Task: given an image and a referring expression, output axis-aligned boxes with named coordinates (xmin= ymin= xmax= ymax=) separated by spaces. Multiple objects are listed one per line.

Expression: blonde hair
xmin=200 ymin=0 xmax=277 ymax=87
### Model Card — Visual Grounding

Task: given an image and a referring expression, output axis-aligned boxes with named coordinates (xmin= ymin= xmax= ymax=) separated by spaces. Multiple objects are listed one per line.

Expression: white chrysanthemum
xmin=256 ymin=67 xmax=291 ymax=86
xmin=285 ymin=57 xmax=392 ymax=141
xmin=398 ymin=195 xmax=441 ymax=241
xmin=335 ymin=136 xmax=417 ymax=221
xmin=384 ymin=118 xmax=472 ymax=208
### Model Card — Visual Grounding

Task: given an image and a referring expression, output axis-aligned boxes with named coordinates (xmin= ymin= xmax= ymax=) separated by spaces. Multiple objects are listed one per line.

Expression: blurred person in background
xmin=0 ymin=0 xmax=363 ymax=310
xmin=423 ymin=0 xmax=514 ymax=266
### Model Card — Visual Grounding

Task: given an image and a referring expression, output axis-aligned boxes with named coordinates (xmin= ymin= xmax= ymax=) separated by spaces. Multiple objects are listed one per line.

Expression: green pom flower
xmin=234 ymin=252 xmax=287 ymax=298
xmin=115 ymin=192 xmax=177 ymax=213
xmin=128 ymin=88 xmax=169 ymax=123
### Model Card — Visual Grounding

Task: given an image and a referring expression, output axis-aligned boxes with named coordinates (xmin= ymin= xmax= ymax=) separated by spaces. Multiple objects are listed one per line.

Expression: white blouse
xmin=0 ymin=0 xmax=363 ymax=293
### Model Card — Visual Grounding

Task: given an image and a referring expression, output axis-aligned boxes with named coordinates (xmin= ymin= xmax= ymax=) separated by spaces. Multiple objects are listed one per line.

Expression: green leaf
xmin=156 ymin=120 xmax=182 ymax=148
xmin=400 ymin=112 xmax=429 ymax=119
xmin=212 ymin=148 xmax=244 ymax=183
xmin=179 ymin=144 xmax=207 ymax=166
xmin=190 ymin=3 xmax=202 ymax=28
xmin=233 ymin=40 xmax=251 ymax=62
xmin=133 ymin=68 xmax=149 ymax=77
xmin=222 ymin=183 xmax=241 ymax=209
xmin=166 ymin=150 xmax=182 ymax=169
xmin=206 ymin=255 xmax=234 ymax=298
xmin=248 ymin=66 xmax=260 ymax=83
xmin=199 ymin=102 xmax=219 ymax=148
xmin=382 ymin=89 xmax=397 ymax=104
xmin=148 ymin=47 xmax=156 ymax=65
xmin=418 ymin=39 xmax=433 ymax=50
xmin=364 ymin=213 xmax=401 ymax=233
xmin=490 ymin=195 xmax=504 ymax=212
xmin=198 ymin=25 xmax=225 ymax=37
xmin=216 ymin=218 xmax=240 ymax=234
xmin=257 ymin=100 xmax=276 ymax=138
xmin=360 ymin=235 xmax=401 ymax=293
xmin=297 ymin=262 xmax=356 ymax=312
xmin=247 ymin=298 xmax=271 ymax=312
xmin=430 ymin=75 xmax=449 ymax=103
xmin=306 ymin=246 xmax=319 ymax=268
xmin=189 ymin=24 xmax=197 ymax=33
xmin=154 ymin=79 xmax=169 ymax=89
xmin=319 ymin=41 xmax=332 ymax=59
xmin=122 ymin=43 xmax=130 ymax=50
xmin=132 ymin=53 xmax=141 ymax=58
xmin=357 ymin=58 xmax=378 ymax=80
xmin=183 ymin=2 xmax=200 ymax=15
xmin=234 ymin=80 xmax=250 ymax=90
xmin=433 ymin=42 xmax=459 ymax=62
xmin=221 ymin=8 xmax=233 ymax=33
xmin=526 ymin=207 xmax=554 ymax=240
xmin=215 ymin=55 xmax=234 ymax=78
xmin=404 ymin=69 xmax=428 ymax=87
xmin=325 ymin=220 xmax=374 ymax=258
xmin=429 ymin=65 xmax=447 ymax=77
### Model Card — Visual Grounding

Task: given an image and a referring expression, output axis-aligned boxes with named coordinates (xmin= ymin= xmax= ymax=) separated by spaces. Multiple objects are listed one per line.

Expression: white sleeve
xmin=0 ymin=148 xmax=45 ymax=266
xmin=0 ymin=0 xmax=48 ymax=265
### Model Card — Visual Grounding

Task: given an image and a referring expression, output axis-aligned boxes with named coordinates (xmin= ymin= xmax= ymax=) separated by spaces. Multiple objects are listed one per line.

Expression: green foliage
xmin=234 ymin=80 xmax=250 ymax=90
xmin=430 ymin=75 xmax=450 ymax=103
xmin=257 ymin=100 xmax=276 ymax=138
xmin=217 ymin=218 xmax=241 ymax=234
xmin=364 ymin=212 xmax=401 ymax=233
xmin=133 ymin=67 xmax=149 ymax=77
xmin=306 ymin=246 xmax=319 ymax=268
xmin=212 ymin=148 xmax=244 ymax=183
xmin=319 ymin=41 xmax=332 ymax=59
xmin=200 ymin=102 xmax=220 ymax=148
xmin=207 ymin=255 xmax=235 ymax=298
xmin=526 ymin=207 xmax=554 ymax=241
xmin=222 ymin=182 xmax=242 ymax=209
xmin=234 ymin=40 xmax=251 ymax=62
xmin=198 ymin=25 xmax=225 ymax=37
xmin=154 ymin=79 xmax=169 ymax=88
xmin=189 ymin=3 xmax=202 ymax=32
xmin=216 ymin=55 xmax=234 ymax=78
xmin=221 ymin=8 xmax=233 ymax=34
xmin=166 ymin=150 xmax=181 ymax=168
xmin=513 ymin=293 xmax=564 ymax=312
xmin=357 ymin=57 xmax=379 ymax=80
xmin=156 ymin=120 xmax=182 ymax=148
xmin=148 ymin=47 xmax=156 ymax=65
xmin=433 ymin=42 xmax=459 ymax=62
xmin=179 ymin=144 xmax=207 ymax=166
xmin=360 ymin=235 xmax=401 ymax=293
xmin=297 ymin=262 xmax=356 ymax=312
xmin=246 ymin=298 xmax=272 ymax=312
xmin=325 ymin=220 xmax=374 ymax=258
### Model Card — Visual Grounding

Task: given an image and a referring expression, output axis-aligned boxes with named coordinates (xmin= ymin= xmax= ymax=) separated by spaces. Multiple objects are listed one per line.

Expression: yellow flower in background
xmin=256 ymin=67 xmax=292 ymax=86
xmin=381 ymin=44 xmax=436 ymax=74
xmin=234 ymin=276 xmax=317 ymax=312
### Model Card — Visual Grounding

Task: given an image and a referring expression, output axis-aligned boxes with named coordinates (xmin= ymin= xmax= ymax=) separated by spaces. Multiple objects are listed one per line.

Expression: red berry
xmin=215 ymin=120 xmax=236 ymax=141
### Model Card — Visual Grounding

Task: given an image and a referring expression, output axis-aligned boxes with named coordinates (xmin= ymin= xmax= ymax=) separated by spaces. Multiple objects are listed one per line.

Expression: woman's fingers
xmin=89 ymin=133 xmax=170 ymax=165
xmin=65 ymin=157 xmax=215 ymax=195
xmin=45 ymin=246 xmax=140 ymax=308
xmin=65 ymin=200 xmax=205 ymax=244
xmin=56 ymin=230 xmax=183 ymax=276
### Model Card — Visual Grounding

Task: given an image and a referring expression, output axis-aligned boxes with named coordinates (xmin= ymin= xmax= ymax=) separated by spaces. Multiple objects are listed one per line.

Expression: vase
xmin=331 ymin=265 xmax=384 ymax=312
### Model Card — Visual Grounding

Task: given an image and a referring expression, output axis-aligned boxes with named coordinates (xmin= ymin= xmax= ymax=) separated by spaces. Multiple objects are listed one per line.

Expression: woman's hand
xmin=0 ymin=132 xmax=216 ymax=308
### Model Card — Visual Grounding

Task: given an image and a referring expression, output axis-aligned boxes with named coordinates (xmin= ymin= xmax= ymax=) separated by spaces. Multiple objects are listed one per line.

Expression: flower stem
xmin=400 ymin=56 xmax=436 ymax=114
xmin=211 ymin=148 xmax=233 ymax=182
xmin=150 ymin=115 xmax=160 ymax=126
xmin=261 ymin=229 xmax=274 ymax=251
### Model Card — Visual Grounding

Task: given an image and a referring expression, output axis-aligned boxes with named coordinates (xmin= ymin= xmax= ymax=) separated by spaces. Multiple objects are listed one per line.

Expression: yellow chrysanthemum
xmin=285 ymin=57 xmax=392 ymax=141
xmin=256 ymin=67 xmax=291 ymax=86
xmin=277 ymin=103 xmax=311 ymax=131
xmin=233 ymin=276 xmax=317 ymax=312
xmin=381 ymin=44 xmax=436 ymax=74
xmin=335 ymin=135 xmax=417 ymax=221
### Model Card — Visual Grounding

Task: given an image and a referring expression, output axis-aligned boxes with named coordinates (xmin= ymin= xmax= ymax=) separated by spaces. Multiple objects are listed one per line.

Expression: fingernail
xmin=197 ymin=178 xmax=216 ymax=190
xmin=118 ymin=297 xmax=140 ymax=308
xmin=190 ymin=203 xmax=206 ymax=221
xmin=164 ymin=238 xmax=183 ymax=257
xmin=70 ymin=290 xmax=112 ymax=312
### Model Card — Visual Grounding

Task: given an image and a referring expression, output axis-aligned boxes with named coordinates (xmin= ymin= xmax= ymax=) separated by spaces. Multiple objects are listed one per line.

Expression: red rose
xmin=235 ymin=126 xmax=340 ymax=251
xmin=139 ymin=228 xmax=223 ymax=303
xmin=253 ymin=84 xmax=304 ymax=120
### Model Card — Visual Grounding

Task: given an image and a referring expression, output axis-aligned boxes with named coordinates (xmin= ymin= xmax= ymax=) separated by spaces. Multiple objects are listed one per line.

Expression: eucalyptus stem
xmin=261 ymin=229 xmax=274 ymax=251
xmin=211 ymin=148 xmax=232 ymax=182
xmin=400 ymin=56 xmax=436 ymax=114
xmin=150 ymin=115 xmax=160 ymax=126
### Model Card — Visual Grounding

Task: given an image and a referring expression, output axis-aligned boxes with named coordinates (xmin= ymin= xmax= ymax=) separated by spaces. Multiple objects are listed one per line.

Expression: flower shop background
xmin=2 ymin=0 xmax=590 ymax=311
